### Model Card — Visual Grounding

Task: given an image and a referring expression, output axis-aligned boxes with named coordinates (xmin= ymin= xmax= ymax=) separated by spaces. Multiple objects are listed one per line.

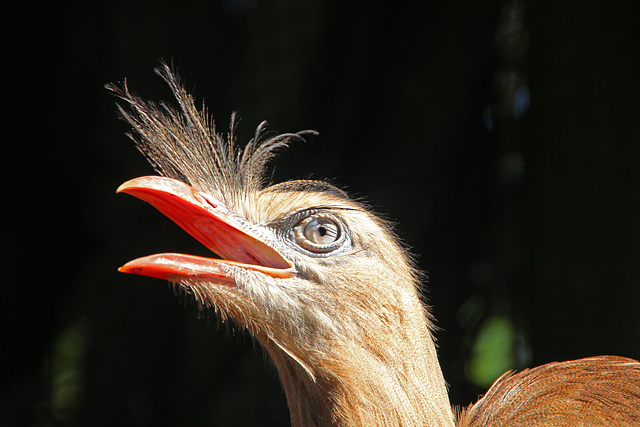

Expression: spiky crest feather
xmin=106 ymin=63 xmax=316 ymax=216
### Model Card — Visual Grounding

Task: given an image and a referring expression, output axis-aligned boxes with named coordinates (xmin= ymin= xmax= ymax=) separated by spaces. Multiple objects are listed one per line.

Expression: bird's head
xmin=111 ymin=65 xmax=452 ymax=426
xmin=117 ymin=174 xmax=421 ymax=375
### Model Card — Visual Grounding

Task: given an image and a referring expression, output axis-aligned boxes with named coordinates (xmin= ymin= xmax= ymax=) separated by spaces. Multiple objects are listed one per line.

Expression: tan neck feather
xmin=262 ymin=300 xmax=456 ymax=426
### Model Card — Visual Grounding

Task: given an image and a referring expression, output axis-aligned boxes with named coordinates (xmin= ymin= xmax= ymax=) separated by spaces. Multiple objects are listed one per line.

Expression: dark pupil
xmin=301 ymin=217 xmax=340 ymax=246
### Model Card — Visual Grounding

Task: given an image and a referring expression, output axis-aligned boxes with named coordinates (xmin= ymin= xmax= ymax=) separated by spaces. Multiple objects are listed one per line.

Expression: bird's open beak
xmin=117 ymin=176 xmax=294 ymax=284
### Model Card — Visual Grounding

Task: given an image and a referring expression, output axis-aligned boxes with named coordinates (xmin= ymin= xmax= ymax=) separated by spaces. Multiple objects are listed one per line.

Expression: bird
xmin=109 ymin=64 xmax=640 ymax=426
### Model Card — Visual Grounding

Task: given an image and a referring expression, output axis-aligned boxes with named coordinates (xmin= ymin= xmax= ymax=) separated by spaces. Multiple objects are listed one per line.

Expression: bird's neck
xmin=263 ymin=303 xmax=456 ymax=426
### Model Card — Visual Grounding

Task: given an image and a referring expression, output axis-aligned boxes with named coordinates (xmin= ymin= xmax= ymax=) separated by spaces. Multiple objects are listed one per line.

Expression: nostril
xmin=198 ymin=192 xmax=221 ymax=209
xmin=244 ymin=252 xmax=263 ymax=267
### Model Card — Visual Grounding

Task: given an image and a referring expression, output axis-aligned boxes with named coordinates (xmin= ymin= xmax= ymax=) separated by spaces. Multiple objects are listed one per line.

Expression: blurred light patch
xmin=456 ymin=295 xmax=486 ymax=329
xmin=50 ymin=318 xmax=91 ymax=421
xmin=483 ymin=0 xmax=530 ymax=131
xmin=465 ymin=315 xmax=516 ymax=388
xmin=483 ymin=72 xmax=530 ymax=131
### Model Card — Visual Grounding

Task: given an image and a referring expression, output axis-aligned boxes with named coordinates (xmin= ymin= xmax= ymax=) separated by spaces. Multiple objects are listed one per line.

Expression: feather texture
xmin=457 ymin=356 xmax=640 ymax=426
xmin=106 ymin=62 xmax=316 ymax=217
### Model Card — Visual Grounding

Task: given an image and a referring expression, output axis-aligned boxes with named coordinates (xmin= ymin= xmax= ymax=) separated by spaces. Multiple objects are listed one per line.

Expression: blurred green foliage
xmin=466 ymin=316 xmax=516 ymax=388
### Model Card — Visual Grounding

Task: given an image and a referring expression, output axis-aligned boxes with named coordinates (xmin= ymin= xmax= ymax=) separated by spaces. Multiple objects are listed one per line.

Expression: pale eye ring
xmin=291 ymin=214 xmax=347 ymax=254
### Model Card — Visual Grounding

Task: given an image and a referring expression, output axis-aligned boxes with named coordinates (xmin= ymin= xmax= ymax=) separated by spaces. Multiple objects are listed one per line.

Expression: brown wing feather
xmin=457 ymin=356 xmax=640 ymax=426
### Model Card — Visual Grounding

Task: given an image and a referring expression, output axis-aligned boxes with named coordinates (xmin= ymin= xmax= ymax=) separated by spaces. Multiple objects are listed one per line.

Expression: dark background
xmin=3 ymin=1 xmax=639 ymax=425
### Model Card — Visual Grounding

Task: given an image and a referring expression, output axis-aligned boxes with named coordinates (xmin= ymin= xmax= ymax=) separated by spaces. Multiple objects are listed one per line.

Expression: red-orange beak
xmin=117 ymin=176 xmax=294 ymax=284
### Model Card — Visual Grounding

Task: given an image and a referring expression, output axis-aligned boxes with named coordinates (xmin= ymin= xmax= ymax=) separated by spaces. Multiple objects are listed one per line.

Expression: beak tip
xmin=118 ymin=260 xmax=139 ymax=274
xmin=116 ymin=180 xmax=135 ymax=194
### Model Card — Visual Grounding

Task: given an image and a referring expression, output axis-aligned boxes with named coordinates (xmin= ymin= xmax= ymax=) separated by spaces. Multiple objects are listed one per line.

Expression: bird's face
xmin=112 ymin=65 xmax=428 ymax=388
xmin=118 ymin=175 xmax=420 ymax=372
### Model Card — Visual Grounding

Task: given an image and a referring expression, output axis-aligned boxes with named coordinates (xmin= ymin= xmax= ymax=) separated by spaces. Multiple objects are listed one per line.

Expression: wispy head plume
xmin=106 ymin=62 xmax=316 ymax=215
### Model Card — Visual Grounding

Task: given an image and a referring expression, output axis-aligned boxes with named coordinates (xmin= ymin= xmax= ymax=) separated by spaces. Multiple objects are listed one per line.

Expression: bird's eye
xmin=303 ymin=218 xmax=340 ymax=244
xmin=290 ymin=214 xmax=348 ymax=255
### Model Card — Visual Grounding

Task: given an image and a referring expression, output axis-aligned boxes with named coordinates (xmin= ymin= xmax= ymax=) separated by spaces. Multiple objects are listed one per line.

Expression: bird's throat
xmin=263 ymin=312 xmax=456 ymax=427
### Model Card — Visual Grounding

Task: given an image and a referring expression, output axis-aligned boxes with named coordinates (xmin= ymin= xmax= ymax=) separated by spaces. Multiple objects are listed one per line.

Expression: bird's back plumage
xmin=458 ymin=356 xmax=640 ymax=426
